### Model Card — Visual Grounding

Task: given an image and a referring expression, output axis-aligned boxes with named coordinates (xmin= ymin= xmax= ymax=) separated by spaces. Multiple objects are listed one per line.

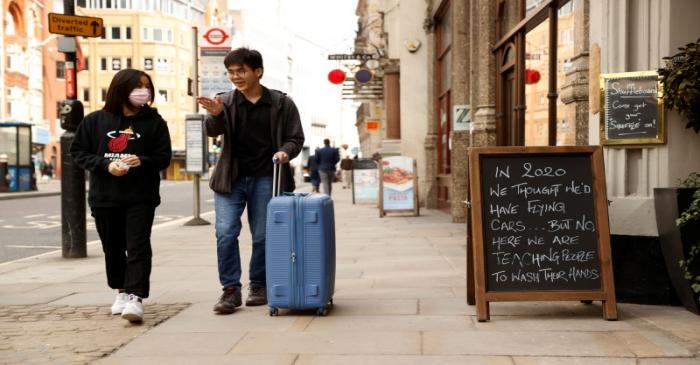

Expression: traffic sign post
xmin=48 ymin=13 xmax=103 ymax=37
xmin=57 ymin=1 xmax=88 ymax=258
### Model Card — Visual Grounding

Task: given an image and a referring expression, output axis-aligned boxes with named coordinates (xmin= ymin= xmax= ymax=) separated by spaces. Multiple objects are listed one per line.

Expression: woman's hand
xmin=121 ymin=155 xmax=141 ymax=168
xmin=108 ymin=162 xmax=129 ymax=176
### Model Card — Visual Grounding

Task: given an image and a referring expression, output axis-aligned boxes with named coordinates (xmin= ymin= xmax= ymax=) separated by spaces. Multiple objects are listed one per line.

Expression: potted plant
xmin=658 ymin=37 xmax=700 ymax=132
xmin=654 ymin=38 xmax=700 ymax=314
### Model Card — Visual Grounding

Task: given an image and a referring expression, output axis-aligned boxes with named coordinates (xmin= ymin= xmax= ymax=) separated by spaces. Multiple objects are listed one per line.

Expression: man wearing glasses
xmin=197 ymin=47 xmax=304 ymax=314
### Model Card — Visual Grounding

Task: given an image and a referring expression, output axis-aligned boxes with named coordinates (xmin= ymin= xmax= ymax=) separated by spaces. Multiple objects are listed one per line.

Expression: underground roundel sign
xmin=201 ymin=27 xmax=231 ymax=48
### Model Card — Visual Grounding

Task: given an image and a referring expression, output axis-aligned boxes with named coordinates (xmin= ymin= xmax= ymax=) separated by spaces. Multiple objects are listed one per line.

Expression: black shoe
xmin=213 ymin=287 xmax=242 ymax=314
xmin=245 ymin=287 xmax=267 ymax=306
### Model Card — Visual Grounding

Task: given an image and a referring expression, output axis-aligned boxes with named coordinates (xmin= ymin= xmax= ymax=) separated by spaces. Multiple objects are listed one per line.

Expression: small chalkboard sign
xmin=468 ymin=146 xmax=617 ymax=322
xmin=600 ymin=71 xmax=665 ymax=145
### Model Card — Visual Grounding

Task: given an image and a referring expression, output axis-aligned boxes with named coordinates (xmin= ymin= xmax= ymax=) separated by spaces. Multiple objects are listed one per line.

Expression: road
xmin=0 ymin=181 xmax=215 ymax=264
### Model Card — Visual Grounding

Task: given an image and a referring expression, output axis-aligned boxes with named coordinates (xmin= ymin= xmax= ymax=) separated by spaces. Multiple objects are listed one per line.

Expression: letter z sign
xmin=453 ymin=105 xmax=471 ymax=132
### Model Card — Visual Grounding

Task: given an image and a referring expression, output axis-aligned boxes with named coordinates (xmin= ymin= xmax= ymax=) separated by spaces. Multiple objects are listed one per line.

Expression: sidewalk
xmin=0 ymin=179 xmax=62 ymax=201
xmin=1 ymin=185 xmax=699 ymax=364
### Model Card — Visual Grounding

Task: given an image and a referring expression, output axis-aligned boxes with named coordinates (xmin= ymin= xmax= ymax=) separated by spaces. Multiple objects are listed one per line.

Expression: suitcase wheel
xmin=269 ymin=308 xmax=279 ymax=317
xmin=316 ymin=306 xmax=328 ymax=316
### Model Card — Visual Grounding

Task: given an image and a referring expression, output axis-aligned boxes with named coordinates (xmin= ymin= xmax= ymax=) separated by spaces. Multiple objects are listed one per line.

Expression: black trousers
xmin=91 ymin=204 xmax=156 ymax=298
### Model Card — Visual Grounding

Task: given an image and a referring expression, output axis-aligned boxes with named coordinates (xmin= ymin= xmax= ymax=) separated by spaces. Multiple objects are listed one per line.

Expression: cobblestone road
xmin=0 ymin=303 xmax=189 ymax=364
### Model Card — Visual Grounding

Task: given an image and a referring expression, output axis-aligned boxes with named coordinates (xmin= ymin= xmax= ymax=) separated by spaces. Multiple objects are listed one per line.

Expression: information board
xmin=600 ymin=71 xmax=665 ymax=145
xmin=185 ymin=115 xmax=207 ymax=174
xmin=468 ymin=146 xmax=617 ymax=321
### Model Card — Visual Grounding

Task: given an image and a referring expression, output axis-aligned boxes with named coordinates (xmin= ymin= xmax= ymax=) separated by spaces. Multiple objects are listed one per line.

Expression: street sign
xmin=200 ymin=26 xmax=232 ymax=49
xmin=328 ymin=54 xmax=379 ymax=61
xmin=48 ymin=13 xmax=103 ymax=37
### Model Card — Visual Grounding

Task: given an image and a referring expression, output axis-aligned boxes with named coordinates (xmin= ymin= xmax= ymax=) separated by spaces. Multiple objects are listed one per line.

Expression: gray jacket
xmin=204 ymin=88 xmax=304 ymax=194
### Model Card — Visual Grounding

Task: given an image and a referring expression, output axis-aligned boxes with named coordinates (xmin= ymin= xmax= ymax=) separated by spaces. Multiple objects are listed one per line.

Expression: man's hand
xmin=108 ymin=162 xmax=128 ymax=177
xmin=121 ymin=155 xmax=141 ymax=168
xmin=196 ymin=96 xmax=224 ymax=116
xmin=273 ymin=151 xmax=289 ymax=164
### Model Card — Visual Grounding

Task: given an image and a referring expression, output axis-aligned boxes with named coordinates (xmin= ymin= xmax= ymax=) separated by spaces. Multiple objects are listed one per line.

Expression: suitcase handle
xmin=272 ymin=158 xmax=282 ymax=197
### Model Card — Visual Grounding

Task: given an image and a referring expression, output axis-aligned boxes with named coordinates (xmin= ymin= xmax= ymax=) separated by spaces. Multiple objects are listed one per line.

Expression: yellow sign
xmin=48 ymin=13 xmax=103 ymax=37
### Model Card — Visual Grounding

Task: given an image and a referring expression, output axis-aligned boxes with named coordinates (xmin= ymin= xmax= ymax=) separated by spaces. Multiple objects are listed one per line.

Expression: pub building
xmin=354 ymin=0 xmax=700 ymax=303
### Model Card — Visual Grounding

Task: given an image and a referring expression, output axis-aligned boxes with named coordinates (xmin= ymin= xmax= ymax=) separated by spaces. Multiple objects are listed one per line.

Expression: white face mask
xmin=128 ymin=88 xmax=150 ymax=107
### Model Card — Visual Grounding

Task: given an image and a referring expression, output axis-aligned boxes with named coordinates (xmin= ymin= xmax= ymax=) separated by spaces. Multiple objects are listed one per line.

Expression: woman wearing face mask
xmin=70 ymin=69 xmax=171 ymax=323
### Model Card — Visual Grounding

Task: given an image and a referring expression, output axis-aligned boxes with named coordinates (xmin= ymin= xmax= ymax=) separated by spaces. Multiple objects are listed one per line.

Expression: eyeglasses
xmin=227 ymin=69 xmax=248 ymax=77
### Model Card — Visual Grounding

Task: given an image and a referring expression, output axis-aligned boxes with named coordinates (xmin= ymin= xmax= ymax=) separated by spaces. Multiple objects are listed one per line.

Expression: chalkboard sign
xmin=600 ymin=71 xmax=665 ymax=145
xmin=468 ymin=146 xmax=617 ymax=322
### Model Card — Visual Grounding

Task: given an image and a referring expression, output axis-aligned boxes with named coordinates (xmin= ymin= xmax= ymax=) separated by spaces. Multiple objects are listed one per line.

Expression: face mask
xmin=128 ymin=88 xmax=150 ymax=107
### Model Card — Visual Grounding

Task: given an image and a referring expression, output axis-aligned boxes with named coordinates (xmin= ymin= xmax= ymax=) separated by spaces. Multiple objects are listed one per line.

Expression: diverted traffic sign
xmin=48 ymin=13 xmax=103 ymax=37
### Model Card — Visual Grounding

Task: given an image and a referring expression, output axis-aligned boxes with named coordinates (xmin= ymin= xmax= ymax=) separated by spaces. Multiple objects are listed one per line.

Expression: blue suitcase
xmin=265 ymin=165 xmax=336 ymax=316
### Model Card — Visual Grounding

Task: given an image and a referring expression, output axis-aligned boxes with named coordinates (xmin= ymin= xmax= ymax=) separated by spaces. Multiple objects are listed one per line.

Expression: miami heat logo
xmin=107 ymin=127 xmax=141 ymax=153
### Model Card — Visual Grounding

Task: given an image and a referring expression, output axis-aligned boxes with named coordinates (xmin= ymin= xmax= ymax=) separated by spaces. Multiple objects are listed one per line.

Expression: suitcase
xmin=265 ymin=163 xmax=336 ymax=316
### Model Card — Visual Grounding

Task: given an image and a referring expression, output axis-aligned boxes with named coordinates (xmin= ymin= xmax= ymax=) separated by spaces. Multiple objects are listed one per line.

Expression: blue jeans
xmin=215 ymin=176 xmax=272 ymax=289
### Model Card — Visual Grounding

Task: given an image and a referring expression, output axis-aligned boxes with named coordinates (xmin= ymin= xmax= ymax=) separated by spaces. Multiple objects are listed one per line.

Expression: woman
xmin=70 ymin=69 xmax=171 ymax=323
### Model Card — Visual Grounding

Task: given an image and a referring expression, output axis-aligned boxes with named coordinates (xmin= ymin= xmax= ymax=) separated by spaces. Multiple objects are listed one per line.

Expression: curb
xmin=0 ymin=191 xmax=62 ymax=201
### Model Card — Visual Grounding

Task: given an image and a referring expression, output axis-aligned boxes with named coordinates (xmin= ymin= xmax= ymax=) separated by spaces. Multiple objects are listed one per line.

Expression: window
xmin=100 ymin=88 xmax=107 ymax=103
xmin=153 ymin=28 xmax=163 ymax=42
xmin=142 ymin=27 xmax=149 ymax=41
xmin=83 ymin=88 xmax=90 ymax=102
xmin=111 ymin=26 xmax=121 ymax=39
xmin=125 ymin=27 xmax=132 ymax=39
xmin=83 ymin=56 xmax=89 ymax=71
xmin=112 ymin=58 xmax=121 ymax=71
xmin=144 ymin=58 xmax=153 ymax=70
xmin=166 ymin=29 xmax=172 ymax=43
xmin=56 ymin=61 xmax=66 ymax=79
xmin=157 ymin=90 xmax=168 ymax=103
xmin=101 ymin=57 xmax=107 ymax=70
xmin=126 ymin=58 xmax=132 ymax=69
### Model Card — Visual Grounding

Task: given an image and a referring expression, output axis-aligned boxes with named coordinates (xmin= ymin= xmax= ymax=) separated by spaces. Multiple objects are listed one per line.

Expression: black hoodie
xmin=70 ymin=105 xmax=172 ymax=208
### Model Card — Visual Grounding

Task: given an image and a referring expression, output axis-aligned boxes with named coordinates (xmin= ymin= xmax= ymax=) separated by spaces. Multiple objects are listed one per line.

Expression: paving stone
xmin=304 ymin=315 xmax=474 ymax=332
xmin=231 ymin=331 xmax=421 ymax=355
xmin=113 ymin=332 xmax=245 ymax=356
xmin=296 ymin=355 xmax=514 ymax=365
xmin=513 ymin=357 xmax=636 ymax=365
xmin=422 ymin=331 xmax=635 ymax=356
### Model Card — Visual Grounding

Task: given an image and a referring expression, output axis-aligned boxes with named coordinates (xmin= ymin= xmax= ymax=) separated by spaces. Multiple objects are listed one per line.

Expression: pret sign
xmin=48 ymin=13 xmax=103 ymax=37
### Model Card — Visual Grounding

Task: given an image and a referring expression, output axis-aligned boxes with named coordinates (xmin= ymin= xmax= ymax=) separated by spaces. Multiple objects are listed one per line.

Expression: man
xmin=315 ymin=138 xmax=339 ymax=196
xmin=197 ymin=48 xmax=304 ymax=314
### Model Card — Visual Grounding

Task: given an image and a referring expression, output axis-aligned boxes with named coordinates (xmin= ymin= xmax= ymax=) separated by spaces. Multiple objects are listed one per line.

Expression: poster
xmin=354 ymin=169 xmax=378 ymax=201
xmin=381 ymin=156 xmax=414 ymax=210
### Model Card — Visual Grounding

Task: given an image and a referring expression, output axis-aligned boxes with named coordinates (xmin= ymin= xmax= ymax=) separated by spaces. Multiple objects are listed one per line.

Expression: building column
xmin=450 ymin=0 xmax=470 ymax=223
xmin=559 ymin=0 xmax=590 ymax=146
xmin=423 ymin=0 xmax=438 ymax=209
xmin=469 ymin=0 xmax=498 ymax=148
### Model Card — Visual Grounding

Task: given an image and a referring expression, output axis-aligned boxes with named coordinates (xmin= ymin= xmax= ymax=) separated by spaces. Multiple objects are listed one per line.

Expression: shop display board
xmin=467 ymin=146 xmax=617 ymax=321
xmin=600 ymin=71 xmax=665 ymax=145
xmin=379 ymin=156 xmax=419 ymax=217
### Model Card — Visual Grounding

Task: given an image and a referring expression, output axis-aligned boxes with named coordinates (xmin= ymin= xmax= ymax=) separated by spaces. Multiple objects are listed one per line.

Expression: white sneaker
xmin=111 ymin=292 xmax=129 ymax=315
xmin=121 ymin=294 xmax=144 ymax=322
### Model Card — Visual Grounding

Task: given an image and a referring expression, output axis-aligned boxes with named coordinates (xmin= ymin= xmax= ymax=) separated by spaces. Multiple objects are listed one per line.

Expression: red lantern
xmin=328 ymin=69 xmax=346 ymax=84
xmin=525 ymin=69 xmax=541 ymax=84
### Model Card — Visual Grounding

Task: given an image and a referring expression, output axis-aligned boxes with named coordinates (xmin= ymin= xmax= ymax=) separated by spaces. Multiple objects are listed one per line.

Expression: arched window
xmin=5 ymin=10 xmax=16 ymax=35
xmin=6 ymin=2 xmax=24 ymax=36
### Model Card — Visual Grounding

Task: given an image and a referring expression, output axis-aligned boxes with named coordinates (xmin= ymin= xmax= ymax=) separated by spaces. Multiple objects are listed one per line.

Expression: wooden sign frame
xmin=467 ymin=146 xmax=617 ymax=322
xmin=379 ymin=157 xmax=419 ymax=217
xmin=599 ymin=71 xmax=666 ymax=145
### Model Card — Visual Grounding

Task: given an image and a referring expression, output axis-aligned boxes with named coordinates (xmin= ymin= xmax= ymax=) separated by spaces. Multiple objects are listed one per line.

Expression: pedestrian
xmin=340 ymin=155 xmax=353 ymax=189
xmin=70 ymin=68 xmax=172 ymax=323
xmin=308 ymin=150 xmax=321 ymax=193
xmin=197 ymin=47 xmax=304 ymax=314
xmin=315 ymin=138 xmax=339 ymax=196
